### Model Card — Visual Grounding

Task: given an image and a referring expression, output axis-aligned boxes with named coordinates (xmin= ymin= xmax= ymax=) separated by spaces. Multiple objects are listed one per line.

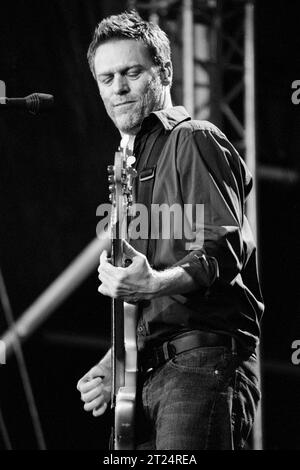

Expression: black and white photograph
xmin=0 ymin=0 xmax=299 ymax=453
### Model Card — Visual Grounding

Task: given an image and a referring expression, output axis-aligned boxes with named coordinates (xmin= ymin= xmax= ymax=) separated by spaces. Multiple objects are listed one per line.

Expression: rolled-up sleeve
xmin=174 ymin=126 xmax=251 ymax=288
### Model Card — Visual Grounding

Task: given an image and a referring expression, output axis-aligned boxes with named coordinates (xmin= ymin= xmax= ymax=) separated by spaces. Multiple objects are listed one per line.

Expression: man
xmin=77 ymin=10 xmax=264 ymax=450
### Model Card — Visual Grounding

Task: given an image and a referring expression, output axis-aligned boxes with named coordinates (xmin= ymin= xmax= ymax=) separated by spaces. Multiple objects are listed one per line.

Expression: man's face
xmin=94 ymin=39 xmax=165 ymax=135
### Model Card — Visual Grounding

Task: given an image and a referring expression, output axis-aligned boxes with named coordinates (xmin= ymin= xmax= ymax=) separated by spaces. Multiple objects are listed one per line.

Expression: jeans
xmin=135 ymin=346 xmax=261 ymax=450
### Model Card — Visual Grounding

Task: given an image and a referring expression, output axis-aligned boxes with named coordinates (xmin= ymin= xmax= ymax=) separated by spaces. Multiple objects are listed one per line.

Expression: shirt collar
xmin=139 ymin=106 xmax=191 ymax=134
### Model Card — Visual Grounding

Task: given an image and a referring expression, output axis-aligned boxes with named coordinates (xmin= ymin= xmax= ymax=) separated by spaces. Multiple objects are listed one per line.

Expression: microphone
xmin=0 ymin=93 xmax=54 ymax=114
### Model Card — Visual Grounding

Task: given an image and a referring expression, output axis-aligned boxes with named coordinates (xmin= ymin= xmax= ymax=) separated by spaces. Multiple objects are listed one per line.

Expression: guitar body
xmin=113 ymin=301 xmax=138 ymax=450
xmin=108 ymin=147 xmax=138 ymax=450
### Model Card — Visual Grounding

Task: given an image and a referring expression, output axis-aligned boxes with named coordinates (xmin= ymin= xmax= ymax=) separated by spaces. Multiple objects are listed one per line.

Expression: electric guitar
xmin=107 ymin=145 xmax=138 ymax=450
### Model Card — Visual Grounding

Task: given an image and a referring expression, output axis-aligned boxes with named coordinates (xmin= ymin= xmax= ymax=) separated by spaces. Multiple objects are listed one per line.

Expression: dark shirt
xmin=131 ymin=106 xmax=264 ymax=354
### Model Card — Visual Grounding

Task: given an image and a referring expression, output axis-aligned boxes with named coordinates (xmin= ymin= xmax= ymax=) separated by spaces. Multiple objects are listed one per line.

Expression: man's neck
xmin=162 ymin=89 xmax=173 ymax=110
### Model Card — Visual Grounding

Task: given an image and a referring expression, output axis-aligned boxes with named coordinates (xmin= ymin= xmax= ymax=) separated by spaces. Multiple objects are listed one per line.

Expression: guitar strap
xmin=130 ymin=127 xmax=168 ymax=264
xmin=131 ymin=117 xmax=191 ymax=264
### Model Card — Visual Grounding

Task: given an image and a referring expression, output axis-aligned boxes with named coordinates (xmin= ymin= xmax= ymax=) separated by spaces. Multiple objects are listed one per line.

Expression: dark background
xmin=0 ymin=0 xmax=299 ymax=450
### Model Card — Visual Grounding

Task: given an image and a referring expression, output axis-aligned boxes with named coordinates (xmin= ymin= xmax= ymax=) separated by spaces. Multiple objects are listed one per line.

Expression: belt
xmin=139 ymin=330 xmax=236 ymax=373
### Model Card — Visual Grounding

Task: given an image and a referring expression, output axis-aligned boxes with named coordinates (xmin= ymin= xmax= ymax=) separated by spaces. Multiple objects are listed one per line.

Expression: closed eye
xmin=126 ymin=67 xmax=143 ymax=79
xmin=97 ymin=74 xmax=114 ymax=85
xmin=127 ymin=71 xmax=141 ymax=78
xmin=98 ymin=75 xmax=113 ymax=85
xmin=97 ymin=66 xmax=144 ymax=84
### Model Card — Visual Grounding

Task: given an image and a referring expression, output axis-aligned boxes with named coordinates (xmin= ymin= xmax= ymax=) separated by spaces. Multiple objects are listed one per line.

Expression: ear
xmin=160 ymin=61 xmax=173 ymax=86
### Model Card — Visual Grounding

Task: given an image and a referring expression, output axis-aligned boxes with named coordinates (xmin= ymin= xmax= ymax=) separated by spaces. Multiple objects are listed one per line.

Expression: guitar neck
xmin=111 ymin=233 xmax=125 ymax=407
xmin=108 ymin=144 xmax=138 ymax=449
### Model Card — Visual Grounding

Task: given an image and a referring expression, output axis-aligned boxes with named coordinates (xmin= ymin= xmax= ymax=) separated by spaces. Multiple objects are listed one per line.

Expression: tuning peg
xmin=108 ymin=175 xmax=115 ymax=183
xmin=127 ymin=156 xmax=136 ymax=167
xmin=107 ymin=165 xmax=114 ymax=174
xmin=109 ymin=194 xmax=113 ymax=202
xmin=109 ymin=184 xmax=115 ymax=193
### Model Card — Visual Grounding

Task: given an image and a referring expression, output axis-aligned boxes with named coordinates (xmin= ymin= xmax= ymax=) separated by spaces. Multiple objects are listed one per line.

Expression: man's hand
xmin=77 ymin=362 xmax=111 ymax=417
xmin=98 ymin=239 xmax=158 ymax=303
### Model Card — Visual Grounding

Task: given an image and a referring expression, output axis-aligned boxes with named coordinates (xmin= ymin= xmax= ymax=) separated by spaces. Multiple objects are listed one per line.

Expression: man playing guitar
xmin=77 ymin=10 xmax=264 ymax=450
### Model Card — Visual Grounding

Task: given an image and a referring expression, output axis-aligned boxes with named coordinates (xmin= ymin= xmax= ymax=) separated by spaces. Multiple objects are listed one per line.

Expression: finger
xmin=83 ymin=395 xmax=105 ymax=412
xmin=100 ymin=250 xmax=108 ymax=265
xmin=98 ymin=269 xmax=111 ymax=284
xmin=77 ymin=376 xmax=92 ymax=391
xmin=78 ymin=377 xmax=102 ymax=394
xmin=98 ymin=258 xmax=118 ymax=275
xmin=81 ymin=385 xmax=103 ymax=403
xmin=77 ymin=378 xmax=86 ymax=391
xmin=93 ymin=402 xmax=108 ymax=417
xmin=98 ymin=284 xmax=111 ymax=296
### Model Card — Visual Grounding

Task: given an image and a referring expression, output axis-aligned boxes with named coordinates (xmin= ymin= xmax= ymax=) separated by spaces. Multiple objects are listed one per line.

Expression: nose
xmin=113 ymin=73 xmax=129 ymax=95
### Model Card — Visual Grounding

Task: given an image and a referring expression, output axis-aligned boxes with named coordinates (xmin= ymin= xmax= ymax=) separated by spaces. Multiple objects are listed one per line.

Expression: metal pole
xmin=244 ymin=1 xmax=263 ymax=450
xmin=0 ymin=405 xmax=13 ymax=450
xmin=182 ymin=0 xmax=194 ymax=117
xmin=1 ymin=235 xmax=109 ymax=358
xmin=209 ymin=0 xmax=223 ymax=127
xmin=0 ymin=268 xmax=47 ymax=449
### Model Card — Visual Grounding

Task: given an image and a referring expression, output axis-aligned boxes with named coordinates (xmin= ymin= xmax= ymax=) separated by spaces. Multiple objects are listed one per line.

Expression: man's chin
xmin=114 ymin=116 xmax=141 ymax=135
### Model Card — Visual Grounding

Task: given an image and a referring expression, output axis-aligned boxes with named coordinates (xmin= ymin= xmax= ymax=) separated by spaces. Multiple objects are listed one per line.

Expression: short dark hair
xmin=87 ymin=10 xmax=171 ymax=79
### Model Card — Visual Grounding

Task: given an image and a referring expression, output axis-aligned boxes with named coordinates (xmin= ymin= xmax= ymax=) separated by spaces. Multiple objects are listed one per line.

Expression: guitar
xmin=107 ymin=145 xmax=138 ymax=450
